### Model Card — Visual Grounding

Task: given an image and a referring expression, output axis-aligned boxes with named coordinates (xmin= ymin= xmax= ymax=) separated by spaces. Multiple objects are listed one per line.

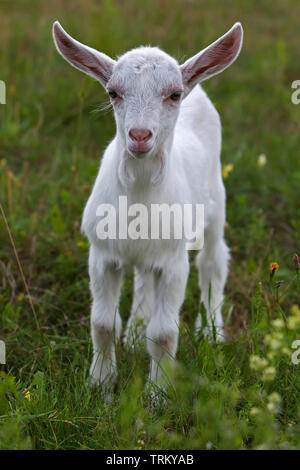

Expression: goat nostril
xmin=129 ymin=128 xmax=152 ymax=143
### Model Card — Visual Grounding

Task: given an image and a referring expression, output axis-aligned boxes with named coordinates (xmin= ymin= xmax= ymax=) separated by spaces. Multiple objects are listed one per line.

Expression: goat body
xmin=53 ymin=22 xmax=243 ymax=392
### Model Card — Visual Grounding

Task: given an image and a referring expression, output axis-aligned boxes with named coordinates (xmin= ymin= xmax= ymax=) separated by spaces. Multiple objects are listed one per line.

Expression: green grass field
xmin=0 ymin=0 xmax=299 ymax=449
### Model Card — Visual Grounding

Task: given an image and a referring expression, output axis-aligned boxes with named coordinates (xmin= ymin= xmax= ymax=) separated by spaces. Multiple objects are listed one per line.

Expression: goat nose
xmin=129 ymin=128 xmax=152 ymax=142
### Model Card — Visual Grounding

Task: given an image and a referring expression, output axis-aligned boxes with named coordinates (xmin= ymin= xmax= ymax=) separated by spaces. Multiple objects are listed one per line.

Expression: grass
xmin=0 ymin=0 xmax=299 ymax=450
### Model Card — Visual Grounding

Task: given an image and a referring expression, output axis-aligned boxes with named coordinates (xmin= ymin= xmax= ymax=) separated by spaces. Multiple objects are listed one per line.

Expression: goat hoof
xmin=87 ymin=376 xmax=114 ymax=404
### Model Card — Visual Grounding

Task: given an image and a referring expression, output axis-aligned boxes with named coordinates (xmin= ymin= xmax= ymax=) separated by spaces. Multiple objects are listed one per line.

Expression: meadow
xmin=0 ymin=0 xmax=299 ymax=449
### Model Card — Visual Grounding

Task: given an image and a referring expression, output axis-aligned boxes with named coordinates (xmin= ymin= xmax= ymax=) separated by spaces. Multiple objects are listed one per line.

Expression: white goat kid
xmin=53 ymin=22 xmax=243 ymax=392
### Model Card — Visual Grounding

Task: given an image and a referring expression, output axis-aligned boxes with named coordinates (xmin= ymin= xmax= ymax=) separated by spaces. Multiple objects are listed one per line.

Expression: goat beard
xmin=118 ymin=149 xmax=166 ymax=187
xmin=118 ymin=151 xmax=135 ymax=186
xmin=151 ymin=149 xmax=166 ymax=186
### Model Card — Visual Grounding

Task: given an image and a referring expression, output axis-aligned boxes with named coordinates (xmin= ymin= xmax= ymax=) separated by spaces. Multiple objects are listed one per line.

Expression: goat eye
xmin=108 ymin=90 xmax=118 ymax=99
xmin=170 ymin=92 xmax=181 ymax=101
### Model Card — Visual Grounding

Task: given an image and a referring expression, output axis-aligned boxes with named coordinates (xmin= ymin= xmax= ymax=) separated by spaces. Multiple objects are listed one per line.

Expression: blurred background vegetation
xmin=0 ymin=0 xmax=299 ymax=449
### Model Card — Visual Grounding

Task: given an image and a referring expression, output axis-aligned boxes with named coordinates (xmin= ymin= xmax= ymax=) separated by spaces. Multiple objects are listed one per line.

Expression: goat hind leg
xmin=123 ymin=268 xmax=154 ymax=349
xmin=195 ymin=237 xmax=229 ymax=342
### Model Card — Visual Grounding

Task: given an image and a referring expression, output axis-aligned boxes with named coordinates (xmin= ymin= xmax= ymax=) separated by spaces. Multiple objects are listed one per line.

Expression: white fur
xmin=53 ymin=21 xmax=243 ymax=390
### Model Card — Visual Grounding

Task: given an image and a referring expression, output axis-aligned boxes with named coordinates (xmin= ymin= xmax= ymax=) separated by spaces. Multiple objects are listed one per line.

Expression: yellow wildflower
xmin=77 ymin=241 xmax=85 ymax=248
xmin=287 ymin=316 xmax=300 ymax=331
xmin=249 ymin=355 xmax=268 ymax=371
xmin=222 ymin=163 xmax=234 ymax=179
xmin=288 ymin=304 xmax=300 ymax=329
xmin=262 ymin=366 xmax=276 ymax=382
xmin=0 ymin=159 xmax=7 ymax=169
xmin=250 ymin=407 xmax=261 ymax=417
xmin=25 ymin=390 xmax=31 ymax=401
xmin=267 ymin=351 xmax=276 ymax=361
xmin=267 ymin=402 xmax=276 ymax=413
xmin=282 ymin=347 xmax=291 ymax=357
xmin=265 ymin=333 xmax=282 ymax=350
xmin=270 ymin=262 xmax=279 ymax=279
xmin=271 ymin=318 xmax=284 ymax=330
xmin=257 ymin=154 xmax=267 ymax=167
xmin=290 ymin=304 xmax=300 ymax=317
xmin=267 ymin=392 xmax=281 ymax=413
xmin=268 ymin=392 xmax=281 ymax=405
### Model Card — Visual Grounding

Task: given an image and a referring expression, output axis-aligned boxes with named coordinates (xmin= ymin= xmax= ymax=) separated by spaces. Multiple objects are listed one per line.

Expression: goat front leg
xmin=88 ymin=247 xmax=123 ymax=388
xmin=146 ymin=253 xmax=189 ymax=396
xmin=124 ymin=268 xmax=154 ymax=349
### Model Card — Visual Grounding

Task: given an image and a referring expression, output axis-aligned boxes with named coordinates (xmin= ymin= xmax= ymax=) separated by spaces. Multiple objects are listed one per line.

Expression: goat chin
xmin=117 ymin=149 xmax=166 ymax=187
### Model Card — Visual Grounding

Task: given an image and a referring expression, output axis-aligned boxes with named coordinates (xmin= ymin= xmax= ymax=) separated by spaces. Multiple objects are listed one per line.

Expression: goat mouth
xmin=128 ymin=146 xmax=152 ymax=158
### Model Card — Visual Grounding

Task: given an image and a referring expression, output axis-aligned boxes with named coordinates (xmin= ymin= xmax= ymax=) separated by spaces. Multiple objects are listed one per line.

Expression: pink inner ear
xmin=54 ymin=25 xmax=111 ymax=83
xmin=185 ymin=28 xmax=241 ymax=84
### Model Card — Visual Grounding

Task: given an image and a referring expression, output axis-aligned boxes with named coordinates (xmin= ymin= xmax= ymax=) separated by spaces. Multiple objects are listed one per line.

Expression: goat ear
xmin=52 ymin=21 xmax=116 ymax=86
xmin=180 ymin=23 xmax=243 ymax=92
